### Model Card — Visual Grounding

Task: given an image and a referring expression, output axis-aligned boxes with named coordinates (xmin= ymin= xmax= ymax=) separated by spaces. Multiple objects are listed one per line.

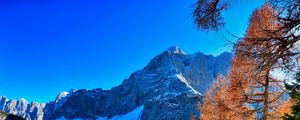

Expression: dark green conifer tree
xmin=283 ymin=71 xmax=300 ymax=120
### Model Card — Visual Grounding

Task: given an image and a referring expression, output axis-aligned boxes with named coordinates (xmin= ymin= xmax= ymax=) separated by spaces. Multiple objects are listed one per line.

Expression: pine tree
xmin=283 ymin=72 xmax=300 ymax=120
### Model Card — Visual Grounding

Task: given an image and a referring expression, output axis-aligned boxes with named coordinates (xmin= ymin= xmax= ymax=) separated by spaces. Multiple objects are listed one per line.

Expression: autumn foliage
xmin=198 ymin=3 xmax=294 ymax=120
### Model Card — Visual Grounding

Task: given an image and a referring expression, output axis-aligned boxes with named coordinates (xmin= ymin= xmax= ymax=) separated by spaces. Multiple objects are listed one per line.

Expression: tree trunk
xmin=263 ymin=72 xmax=270 ymax=120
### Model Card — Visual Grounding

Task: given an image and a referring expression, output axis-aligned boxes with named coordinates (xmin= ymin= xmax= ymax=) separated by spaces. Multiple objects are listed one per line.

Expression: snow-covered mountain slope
xmin=0 ymin=47 xmax=232 ymax=120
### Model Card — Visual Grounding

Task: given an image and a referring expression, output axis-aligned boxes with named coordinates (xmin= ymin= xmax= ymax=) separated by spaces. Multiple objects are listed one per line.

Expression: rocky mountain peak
xmin=53 ymin=89 xmax=77 ymax=111
xmin=18 ymin=98 xmax=27 ymax=103
xmin=166 ymin=46 xmax=186 ymax=55
xmin=55 ymin=89 xmax=76 ymax=102
xmin=0 ymin=47 xmax=232 ymax=120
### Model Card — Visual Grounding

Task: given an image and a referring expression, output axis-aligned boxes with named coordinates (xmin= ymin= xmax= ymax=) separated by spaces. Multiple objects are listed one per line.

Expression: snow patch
xmin=97 ymin=105 xmax=144 ymax=120
xmin=19 ymin=98 xmax=27 ymax=102
xmin=61 ymin=92 xmax=69 ymax=97
xmin=175 ymin=74 xmax=202 ymax=97
xmin=56 ymin=105 xmax=144 ymax=120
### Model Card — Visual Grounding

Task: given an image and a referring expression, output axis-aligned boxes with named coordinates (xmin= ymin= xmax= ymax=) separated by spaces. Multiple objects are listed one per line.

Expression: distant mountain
xmin=0 ymin=47 xmax=232 ymax=120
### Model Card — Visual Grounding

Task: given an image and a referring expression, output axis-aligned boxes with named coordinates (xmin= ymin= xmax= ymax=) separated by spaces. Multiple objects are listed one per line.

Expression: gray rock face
xmin=144 ymin=47 xmax=232 ymax=94
xmin=0 ymin=97 xmax=45 ymax=120
xmin=0 ymin=47 xmax=232 ymax=120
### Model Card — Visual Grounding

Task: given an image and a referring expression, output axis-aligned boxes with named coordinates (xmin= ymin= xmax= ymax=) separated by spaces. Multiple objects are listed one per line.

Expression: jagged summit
xmin=0 ymin=97 xmax=27 ymax=103
xmin=165 ymin=46 xmax=186 ymax=55
xmin=0 ymin=47 xmax=232 ymax=120
xmin=57 ymin=89 xmax=76 ymax=98
xmin=18 ymin=98 xmax=27 ymax=103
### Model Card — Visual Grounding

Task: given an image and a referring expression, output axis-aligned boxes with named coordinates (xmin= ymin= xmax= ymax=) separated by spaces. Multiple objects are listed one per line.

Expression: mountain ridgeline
xmin=0 ymin=47 xmax=232 ymax=120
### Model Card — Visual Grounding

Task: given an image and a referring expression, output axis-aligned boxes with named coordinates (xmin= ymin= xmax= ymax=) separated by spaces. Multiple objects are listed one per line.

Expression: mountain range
xmin=0 ymin=47 xmax=232 ymax=120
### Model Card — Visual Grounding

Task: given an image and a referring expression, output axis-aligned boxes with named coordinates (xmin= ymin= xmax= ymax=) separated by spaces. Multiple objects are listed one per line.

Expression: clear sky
xmin=0 ymin=0 xmax=264 ymax=102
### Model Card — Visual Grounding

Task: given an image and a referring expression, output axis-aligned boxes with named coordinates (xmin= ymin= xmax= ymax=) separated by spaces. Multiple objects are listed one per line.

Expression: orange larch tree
xmin=229 ymin=3 xmax=292 ymax=120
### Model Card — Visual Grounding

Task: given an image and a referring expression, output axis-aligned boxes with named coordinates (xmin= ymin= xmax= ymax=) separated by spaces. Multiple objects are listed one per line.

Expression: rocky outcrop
xmin=0 ymin=47 xmax=232 ymax=120
xmin=0 ymin=96 xmax=45 ymax=120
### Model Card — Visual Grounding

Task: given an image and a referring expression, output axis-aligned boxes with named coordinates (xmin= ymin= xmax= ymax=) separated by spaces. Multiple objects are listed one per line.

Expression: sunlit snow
xmin=57 ymin=105 xmax=144 ymax=120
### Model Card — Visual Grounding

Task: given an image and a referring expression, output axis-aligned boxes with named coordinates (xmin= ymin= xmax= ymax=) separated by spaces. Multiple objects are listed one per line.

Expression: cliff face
xmin=0 ymin=97 xmax=45 ymax=120
xmin=0 ymin=47 xmax=232 ymax=120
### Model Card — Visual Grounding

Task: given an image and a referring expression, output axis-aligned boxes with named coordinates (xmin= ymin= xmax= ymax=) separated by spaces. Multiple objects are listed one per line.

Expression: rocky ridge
xmin=0 ymin=47 xmax=232 ymax=120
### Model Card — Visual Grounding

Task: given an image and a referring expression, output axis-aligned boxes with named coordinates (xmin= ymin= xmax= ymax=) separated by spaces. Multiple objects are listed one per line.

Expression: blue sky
xmin=0 ymin=0 xmax=264 ymax=102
